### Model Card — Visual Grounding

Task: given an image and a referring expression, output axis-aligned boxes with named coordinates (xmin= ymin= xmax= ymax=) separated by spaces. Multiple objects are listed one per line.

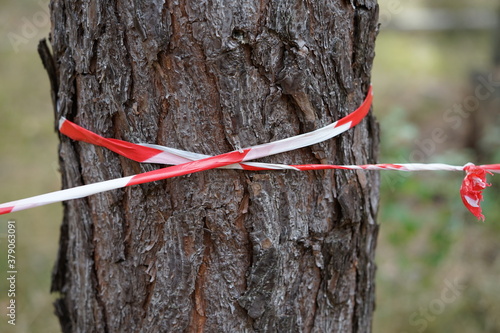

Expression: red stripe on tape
xmin=126 ymin=149 xmax=251 ymax=186
xmin=239 ymin=163 xmax=271 ymax=171
xmin=0 ymin=207 xmax=14 ymax=215
xmin=60 ymin=119 xmax=162 ymax=162
xmin=336 ymin=86 xmax=373 ymax=128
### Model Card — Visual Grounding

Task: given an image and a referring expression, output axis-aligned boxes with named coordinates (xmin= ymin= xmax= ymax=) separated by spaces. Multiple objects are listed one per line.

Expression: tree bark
xmin=45 ymin=0 xmax=379 ymax=332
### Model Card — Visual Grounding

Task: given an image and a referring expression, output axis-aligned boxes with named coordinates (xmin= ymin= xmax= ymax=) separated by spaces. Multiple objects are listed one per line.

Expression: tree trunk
xmin=44 ymin=0 xmax=379 ymax=332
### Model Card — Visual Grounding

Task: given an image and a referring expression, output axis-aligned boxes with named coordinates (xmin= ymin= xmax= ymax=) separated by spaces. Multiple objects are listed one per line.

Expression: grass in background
xmin=0 ymin=1 xmax=61 ymax=332
xmin=374 ymin=1 xmax=500 ymax=332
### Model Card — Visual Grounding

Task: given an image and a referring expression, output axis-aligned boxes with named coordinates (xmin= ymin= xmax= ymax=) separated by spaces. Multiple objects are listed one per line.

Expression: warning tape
xmin=0 ymin=86 xmax=498 ymax=220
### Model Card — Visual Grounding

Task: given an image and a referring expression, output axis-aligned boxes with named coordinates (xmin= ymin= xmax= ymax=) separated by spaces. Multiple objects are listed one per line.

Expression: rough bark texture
xmin=45 ymin=0 xmax=379 ymax=332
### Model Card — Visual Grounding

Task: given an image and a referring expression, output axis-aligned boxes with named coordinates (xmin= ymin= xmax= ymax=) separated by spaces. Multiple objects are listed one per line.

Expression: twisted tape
xmin=0 ymin=87 xmax=377 ymax=215
xmin=1 ymin=86 xmax=498 ymax=220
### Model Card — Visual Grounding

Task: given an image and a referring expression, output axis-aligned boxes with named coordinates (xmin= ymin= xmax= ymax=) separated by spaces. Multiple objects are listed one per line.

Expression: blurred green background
xmin=1 ymin=1 xmax=500 ymax=332
xmin=375 ymin=1 xmax=500 ymax=332
xmin=0 ymin=0 xmax=61 ymax=332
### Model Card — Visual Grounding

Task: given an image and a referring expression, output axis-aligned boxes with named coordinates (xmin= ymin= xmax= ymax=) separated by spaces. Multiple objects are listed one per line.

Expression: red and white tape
xmin=1 ymin=86 xmax=498 ymax=220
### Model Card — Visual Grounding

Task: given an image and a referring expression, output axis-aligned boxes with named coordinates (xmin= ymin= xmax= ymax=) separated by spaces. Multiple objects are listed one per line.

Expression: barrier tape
xmin=0 ymin=86 xmax=498 ymax=220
